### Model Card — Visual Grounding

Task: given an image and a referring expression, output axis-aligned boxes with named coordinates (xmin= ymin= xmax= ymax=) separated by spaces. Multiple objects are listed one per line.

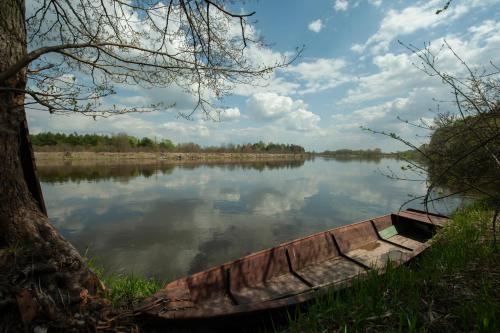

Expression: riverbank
xmin=82 ymin=203 xmax=499 ymax=332
xmin=280 ymin=202 xmax=499 ymax=333
xmin=34 ymin=151 xmax=311 ymax=163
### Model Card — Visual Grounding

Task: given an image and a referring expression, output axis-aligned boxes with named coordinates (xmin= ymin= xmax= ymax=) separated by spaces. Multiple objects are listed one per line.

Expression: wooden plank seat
xmin=286 ymin=231 xmax=366 ymax=287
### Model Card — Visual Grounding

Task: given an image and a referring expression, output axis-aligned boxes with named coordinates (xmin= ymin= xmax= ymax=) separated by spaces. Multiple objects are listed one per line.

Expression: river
xmin=38 ymin=157 xmax=464 ymax=282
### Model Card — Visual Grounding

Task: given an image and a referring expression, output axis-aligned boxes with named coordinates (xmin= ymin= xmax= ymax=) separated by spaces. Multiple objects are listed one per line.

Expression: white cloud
xmin=352 ymin=96 xmax=410 ymax=122
xmin=308 ymin=19 xmax=324 ymax=33
xmin=343 ymin=19 xmax=500 ymax=105
xmin=441 ymin=21 xmax=500 ymax=67
xmin=284 ymin=109 xmax=321 ymax=131
xmin=351 ymin=0 xmax=496 ymax=55
xmin=246 ymin=92 xmax=320 ymax=131
xmin=247 ymin=92 xmax=304 ymax=120
xmin=219 ymin=107 xmax=241 ymax=122
xmin=27 ymin=108 xmax=218 ymax=143
xmin=334 ymin=0 xmax=349 ymax=12
xmin=350 ymin=43 xmax=365 ymax=53
xmin=231 ymin=56 xmax=350 ymax=97
xmin=231 ymin=74 xmax=301 ymax=97
xmin=332 ymin=18 xmax=500 ymax=149
xmin=287 ymin=58 xmax=349 ymax=94
xmin=341 ymin=52 xmax=426 ymax=104
xmin=161 ymin=121 xmax=211 ymax=139
xmin=230 ymin=45 xmax=301 ymax=97
xmin=468 ymin=19 xmax=500 ymax=40
xmin=27 ymin=102 xmax=323 ymax=149
xmin=332 ymin=86 xmax=442 ymax=146
xmin=368 ymin=0 xmax=382 ymax=7
xmin=243 ymin=43 xmax=285 ymax=68
xmin=114 ymin=85 xmax=198 ymax=112
xmin=352 ymin=2 xmax=443 ymax=54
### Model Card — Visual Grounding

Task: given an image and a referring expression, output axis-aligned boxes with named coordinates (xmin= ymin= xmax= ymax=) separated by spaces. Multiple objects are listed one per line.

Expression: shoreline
xmin=34 ymin=151 xmax=311 ymax=164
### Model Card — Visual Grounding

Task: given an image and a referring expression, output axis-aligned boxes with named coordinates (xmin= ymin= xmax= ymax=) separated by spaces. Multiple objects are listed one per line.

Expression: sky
xmin=26 ymin=0 xmax=500 ymax=152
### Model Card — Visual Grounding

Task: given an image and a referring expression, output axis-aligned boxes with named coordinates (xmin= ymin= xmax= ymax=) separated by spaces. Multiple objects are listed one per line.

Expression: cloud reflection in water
xmin=39 ymin=158 xmax=463 ymax=282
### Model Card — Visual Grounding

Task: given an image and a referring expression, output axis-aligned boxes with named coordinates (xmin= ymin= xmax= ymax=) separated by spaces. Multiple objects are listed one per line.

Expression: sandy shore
xmin=34 ymin=151 xmax=310 ymax=164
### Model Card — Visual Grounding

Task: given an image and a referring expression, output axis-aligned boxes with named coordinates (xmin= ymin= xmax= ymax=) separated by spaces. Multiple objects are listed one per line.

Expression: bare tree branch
xmin=1 ymin=0 xmax=299 ymax=117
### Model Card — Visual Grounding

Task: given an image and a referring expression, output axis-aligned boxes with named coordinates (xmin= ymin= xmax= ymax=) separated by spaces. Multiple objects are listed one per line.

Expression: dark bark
xmin=0 ymin=1 xmax=104 ymax=331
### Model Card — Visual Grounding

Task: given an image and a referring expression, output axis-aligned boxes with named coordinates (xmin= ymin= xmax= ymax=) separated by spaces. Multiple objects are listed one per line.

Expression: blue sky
xmin=27 ymin=0 xmax=500 ymax=151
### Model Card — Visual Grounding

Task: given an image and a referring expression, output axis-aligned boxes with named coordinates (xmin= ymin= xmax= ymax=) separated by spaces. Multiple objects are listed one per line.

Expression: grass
xmin=280 ymin=202 xmax=499 ymax=333
xmin=85 ymin=256 xmax=162 ymax=308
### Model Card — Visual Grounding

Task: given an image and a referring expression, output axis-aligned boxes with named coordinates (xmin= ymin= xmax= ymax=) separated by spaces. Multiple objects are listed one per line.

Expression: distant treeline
xmin=30 ymin=132 xmax=306 ymax=154
xmin=318 ymin=148 xmax=420 ymax=161
xmin=320 ymin=148 xmax=389 ymax=156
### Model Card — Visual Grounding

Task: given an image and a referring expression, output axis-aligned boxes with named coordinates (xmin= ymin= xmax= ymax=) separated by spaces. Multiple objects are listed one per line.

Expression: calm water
xmin=39 ymin=157 xmax=464 ymax=282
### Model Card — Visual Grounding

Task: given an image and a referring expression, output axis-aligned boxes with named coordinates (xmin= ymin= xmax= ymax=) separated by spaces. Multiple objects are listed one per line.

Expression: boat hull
xmin=136 ymin=209 xmax=449 ymax=320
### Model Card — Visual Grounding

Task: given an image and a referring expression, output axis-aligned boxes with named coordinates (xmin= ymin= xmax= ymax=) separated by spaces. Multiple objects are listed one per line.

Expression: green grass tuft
xmin=85 ymin=256 xmax=162 ymax=308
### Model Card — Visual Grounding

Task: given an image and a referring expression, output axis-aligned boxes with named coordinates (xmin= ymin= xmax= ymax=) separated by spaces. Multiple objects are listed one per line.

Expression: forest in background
xmin=30 ymin=132 xmax=421 ymax=157
xmin=30 ymin=132 xmax=307 ymax=154
xmin=30 ymin=131 xmax=413 ymax=157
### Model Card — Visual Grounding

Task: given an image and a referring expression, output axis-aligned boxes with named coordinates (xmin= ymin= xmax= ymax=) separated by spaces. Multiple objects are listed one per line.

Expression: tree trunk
xmin=0 ymin=1 xmax=103 ymax=331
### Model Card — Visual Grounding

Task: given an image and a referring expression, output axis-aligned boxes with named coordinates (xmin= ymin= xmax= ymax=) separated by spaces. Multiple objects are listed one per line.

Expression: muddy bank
xmin=34 ymin=151 xmax=311 ymax=164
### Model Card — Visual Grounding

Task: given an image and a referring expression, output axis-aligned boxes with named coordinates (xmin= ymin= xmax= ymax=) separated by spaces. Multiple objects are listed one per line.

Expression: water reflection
xmin=321 ymin=155 xmax=385 ymax=164
xmin=37 ymin=159 xmax=306 ymax=183
xmin=38 ymin=157 xmax=464 ymax=281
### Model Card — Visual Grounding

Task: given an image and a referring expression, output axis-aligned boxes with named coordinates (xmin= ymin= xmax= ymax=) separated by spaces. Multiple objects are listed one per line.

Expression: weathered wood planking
xmin=136 ymin=209 xmax=449 ymax=320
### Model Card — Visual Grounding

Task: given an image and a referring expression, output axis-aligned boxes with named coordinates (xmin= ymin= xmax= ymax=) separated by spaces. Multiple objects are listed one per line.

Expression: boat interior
xmin=141 ymin=209 xmax=448 ymax=319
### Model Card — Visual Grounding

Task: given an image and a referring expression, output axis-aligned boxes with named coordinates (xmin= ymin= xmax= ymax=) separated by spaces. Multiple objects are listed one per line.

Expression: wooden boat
xmin=136 ymin=209 xmax=449 ymax=320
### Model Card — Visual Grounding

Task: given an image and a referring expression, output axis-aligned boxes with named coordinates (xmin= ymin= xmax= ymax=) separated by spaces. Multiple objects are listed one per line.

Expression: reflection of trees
xmin=179 ymin=160 xmax=306 ymax=171
xmin=38 ymin=160 xmax=307 ymax=183
xmin=322 ymin=155 xmax=383 ymax=164
xmin=38 ymin=163 xmax=175 ymax=183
